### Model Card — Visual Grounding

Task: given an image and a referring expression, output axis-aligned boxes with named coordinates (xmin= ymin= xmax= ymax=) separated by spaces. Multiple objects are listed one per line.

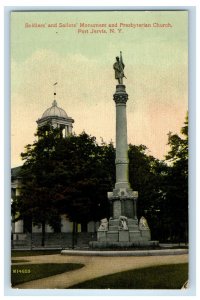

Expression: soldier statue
xmin=113 ymin=51 xmax=126 ymax=84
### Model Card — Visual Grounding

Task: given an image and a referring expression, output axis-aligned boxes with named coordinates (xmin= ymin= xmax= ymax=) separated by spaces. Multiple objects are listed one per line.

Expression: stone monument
xmin=90 ymin=52 xmax=158 ymax=248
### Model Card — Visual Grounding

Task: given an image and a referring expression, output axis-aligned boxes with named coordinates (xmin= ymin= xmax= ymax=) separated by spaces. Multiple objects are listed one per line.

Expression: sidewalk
xmin=61 ymin=248 xmax=188 ymax=256
xmin=13 ymin=253 xmax=188 ymax=289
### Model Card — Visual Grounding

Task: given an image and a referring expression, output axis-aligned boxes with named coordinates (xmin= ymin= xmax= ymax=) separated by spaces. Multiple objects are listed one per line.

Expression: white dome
xmin=42 ymin=100 xmax=68 ymax=119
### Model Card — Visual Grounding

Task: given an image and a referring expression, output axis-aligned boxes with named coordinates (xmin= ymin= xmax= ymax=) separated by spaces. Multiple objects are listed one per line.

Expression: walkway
xmin=12 ymin=252 xmax=188 ymax=289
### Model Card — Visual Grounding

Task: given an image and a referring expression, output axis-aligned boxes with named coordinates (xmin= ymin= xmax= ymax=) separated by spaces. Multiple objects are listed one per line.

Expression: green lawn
xmin=69 ymin=263 xmax=188 ymax=289
xmin=11 ymin=250 xmax=60 ymax=257
xmin=12 ymin=259 xmax=30 ymax=263
xmin=11 ymin=263 xmax=84 ymax=286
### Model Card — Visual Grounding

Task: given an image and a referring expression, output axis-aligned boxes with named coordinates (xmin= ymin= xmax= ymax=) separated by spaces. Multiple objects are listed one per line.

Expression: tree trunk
xmin=72 ymin=222 xmax=77 ymax=249
xmin=41 ymin=221 xmax=46 ymax=247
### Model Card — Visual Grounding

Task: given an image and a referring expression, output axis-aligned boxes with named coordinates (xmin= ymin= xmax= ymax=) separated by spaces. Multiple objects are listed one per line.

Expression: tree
xmin=127 ymin=113 xmax=188 ymax=243
xmin=12 ymin=124 xmax=63 ymax=245
xmin=164 ymin=113 xmax=188 ymax=242
xmin=11 ymin=124 xmax=115 ymax=245
xmin=51 ymin=133 xmax=115 ymax=225
xmin=128 ymin=144 xmax=168 ymax=240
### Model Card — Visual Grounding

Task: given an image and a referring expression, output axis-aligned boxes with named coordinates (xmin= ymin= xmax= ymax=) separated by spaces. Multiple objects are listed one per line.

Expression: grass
xmin=11 ymin=250 xmax=60 ymax=257
xmin=69 ymin=263 xmax=188 ymax=289
xmin=12 ymin=259 xmax=30 ymax=263
xmin=11 ymin=263 xmax=84 ymax=286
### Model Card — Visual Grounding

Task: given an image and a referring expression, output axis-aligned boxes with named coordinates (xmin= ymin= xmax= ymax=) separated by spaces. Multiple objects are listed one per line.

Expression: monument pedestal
xmin=89 ymin=215 xmax=157 ymax=248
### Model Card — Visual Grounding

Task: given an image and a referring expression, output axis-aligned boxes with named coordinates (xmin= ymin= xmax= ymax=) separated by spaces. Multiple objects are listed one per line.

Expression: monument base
xmin=89 ymin=240 xmax=159 ymax=249
xmin=89 ymin=217 xmax=158 ymax=249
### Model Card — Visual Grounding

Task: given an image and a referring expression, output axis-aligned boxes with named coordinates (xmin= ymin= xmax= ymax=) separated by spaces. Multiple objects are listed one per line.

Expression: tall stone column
xmin=108 ymin=84 xmax=136 ymax=220
xmin=114 ymin=84 xmax=129 ymax=189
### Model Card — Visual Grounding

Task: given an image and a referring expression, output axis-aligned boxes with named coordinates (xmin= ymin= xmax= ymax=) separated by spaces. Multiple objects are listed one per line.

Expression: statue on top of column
xmin=113 ymin=51 xmax=126 ymax=84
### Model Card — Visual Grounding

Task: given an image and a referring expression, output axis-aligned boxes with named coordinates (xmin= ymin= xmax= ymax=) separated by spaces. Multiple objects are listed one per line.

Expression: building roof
xmin=41 ymin=100 xmax=68 ymax=119
xmin=11 ymin=166 xmax=22 ymax=179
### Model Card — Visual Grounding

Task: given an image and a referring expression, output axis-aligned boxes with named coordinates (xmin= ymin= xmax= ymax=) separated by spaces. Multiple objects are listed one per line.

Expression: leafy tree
xmin=164 ymin=113 xmax=188 ymax=242
xmin=12 ymin=124 xmax=115 ymax=245
xmin=51 ymin=133 xmax=115 ymax=225
xmin=128 ymin=144 xmax=168 ymax=240
xmin=12 ymin=124 xmax=63 ymax=245
xmin=127 ymin=113 xmax=188 ymax=243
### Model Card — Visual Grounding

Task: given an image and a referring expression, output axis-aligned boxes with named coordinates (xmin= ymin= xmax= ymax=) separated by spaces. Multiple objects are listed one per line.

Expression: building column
xmin=68 ymin=125 xmax=73 ymax=134
xmin=14 ymin=186 xmax=24 ymax=233
xmin=65 ymin=126 xmax=68 ymax=137
xmin=14 ymin=220 xmax=24 ymax=233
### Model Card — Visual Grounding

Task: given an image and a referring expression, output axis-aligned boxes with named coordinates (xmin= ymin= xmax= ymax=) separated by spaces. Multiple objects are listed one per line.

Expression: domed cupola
xmin=42 ymin=100 xmax=68 ymax=119
xmin=37 ymin=94 xmax=74 ymax=137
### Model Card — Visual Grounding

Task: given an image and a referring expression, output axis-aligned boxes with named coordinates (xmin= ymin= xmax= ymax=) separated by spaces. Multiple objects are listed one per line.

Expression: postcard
xmin=10 ymin=10 xmax=188 ymax=291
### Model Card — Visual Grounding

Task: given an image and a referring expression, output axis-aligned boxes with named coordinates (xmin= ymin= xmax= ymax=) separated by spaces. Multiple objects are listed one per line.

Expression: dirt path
xmin=12 ymin=254 xmax=188 ymax=289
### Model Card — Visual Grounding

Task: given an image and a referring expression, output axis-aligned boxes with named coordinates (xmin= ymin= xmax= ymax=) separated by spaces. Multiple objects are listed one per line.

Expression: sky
xmin=11 ymin=10 xmax=188 ymax=167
